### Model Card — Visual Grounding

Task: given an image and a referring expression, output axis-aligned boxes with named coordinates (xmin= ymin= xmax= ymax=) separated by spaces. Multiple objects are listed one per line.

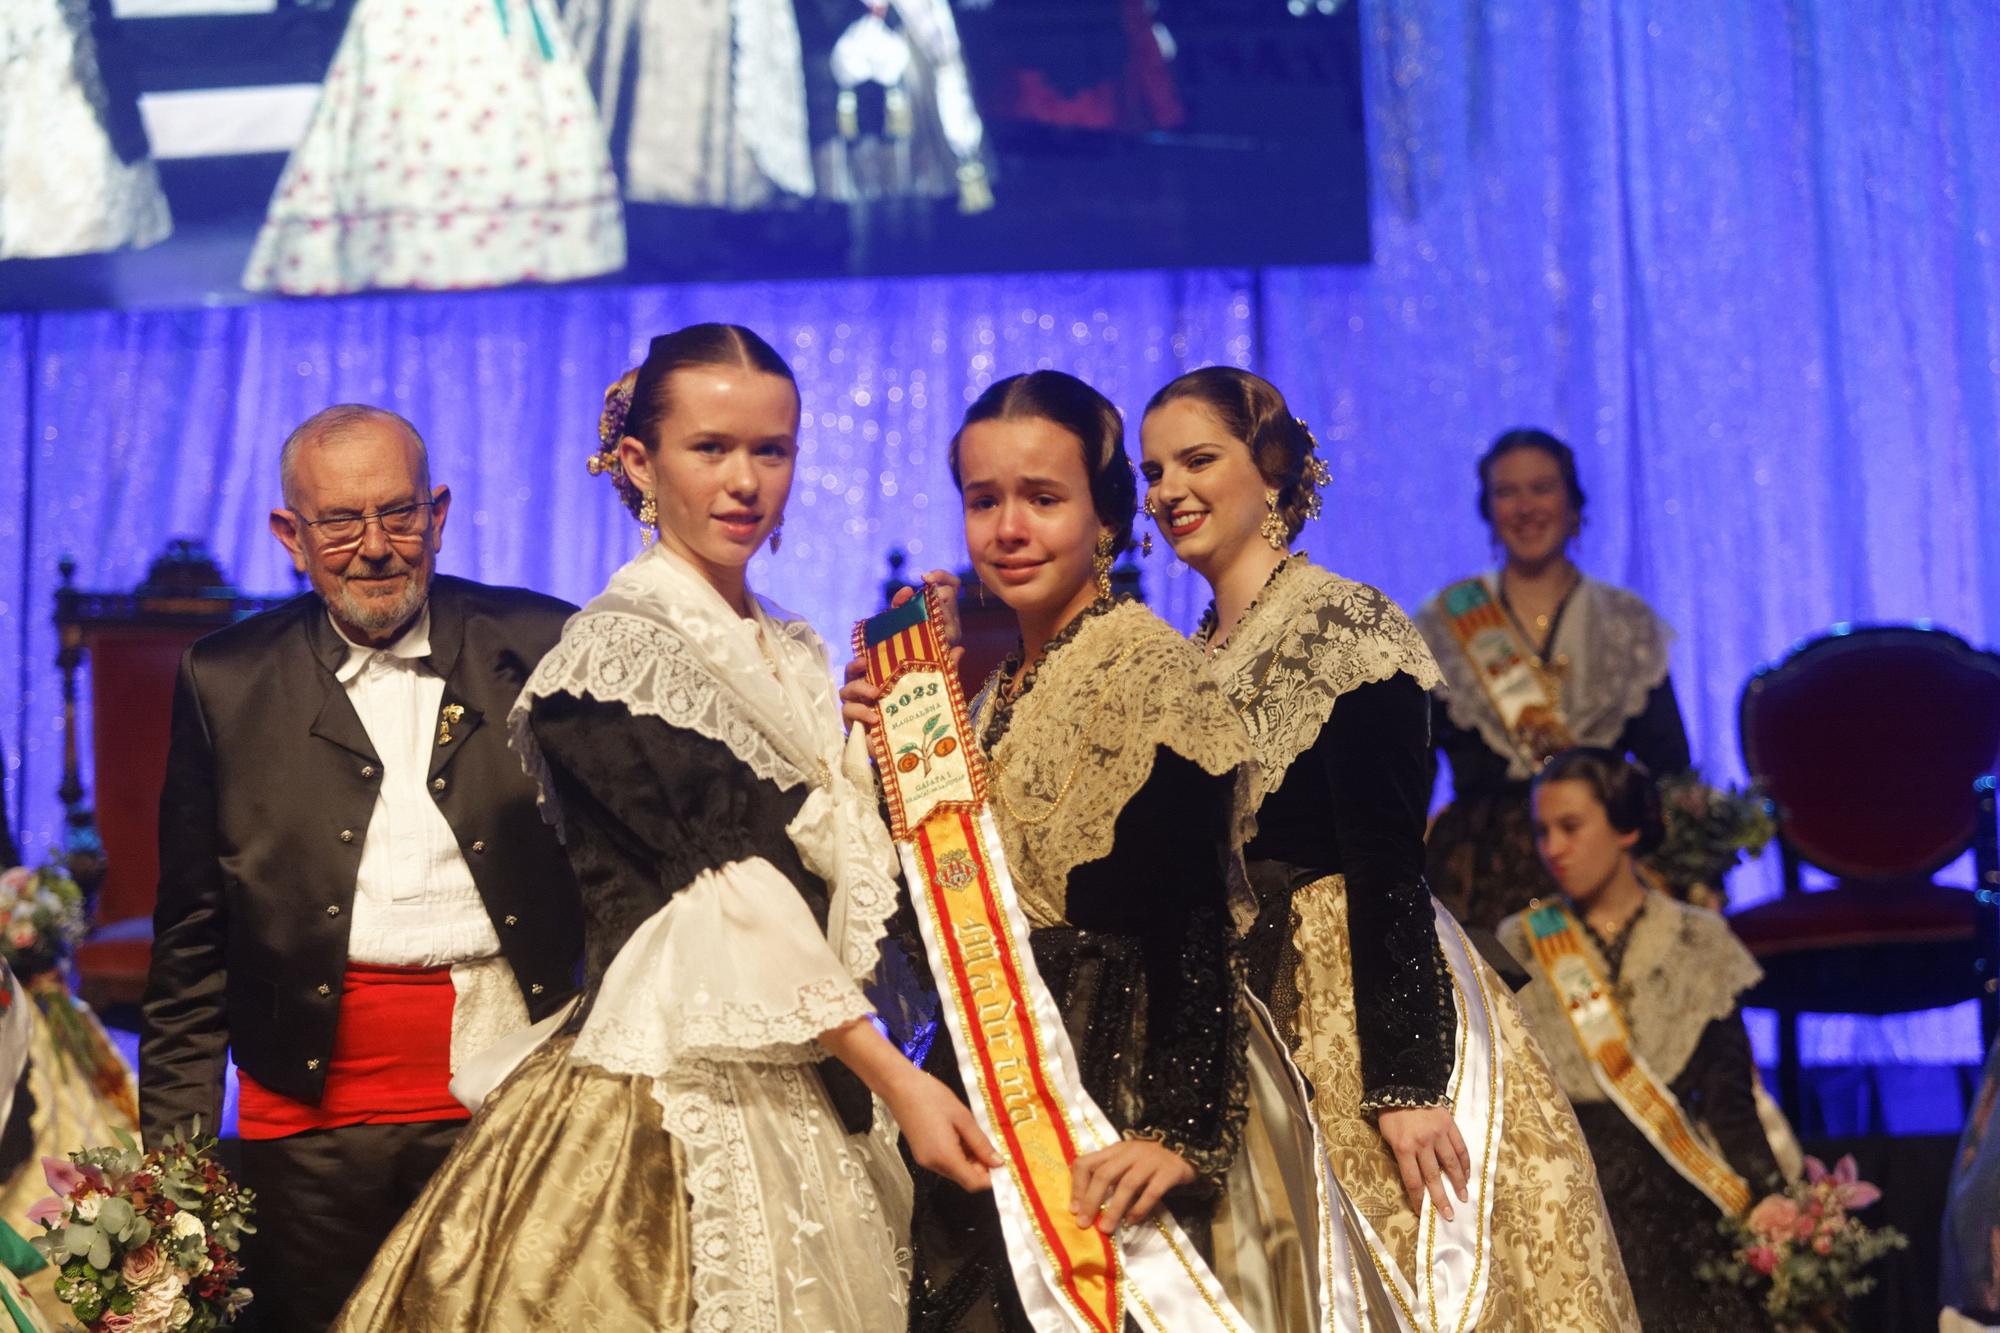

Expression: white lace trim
xmin=1416 ymin=574 xmax=1673 ymax=781
xmin=509 ymin=546 xmax=901 ymax=988
xmin=1499 ymin=894 xmax=1761 ymax=1105
xmin=660 ymin=1059 xmax=910 ymax=1332
xmin=569 ymin=861 xmax=873 ymax=1077
xmin=1204 ymin=561 xmax=1443 ymax=810
xmin=446 ymin=956 xmax=531 ymax=1076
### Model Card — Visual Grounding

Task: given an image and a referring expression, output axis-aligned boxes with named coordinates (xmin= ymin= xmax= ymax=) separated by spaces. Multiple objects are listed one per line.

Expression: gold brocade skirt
xmin=1289 ymin=876 xmax=1641 ymax=1332
xmin=333 ymin=1034 xmax=692 ymax=1333
xmin=0 ymin=979 xmax=140 ymax=1327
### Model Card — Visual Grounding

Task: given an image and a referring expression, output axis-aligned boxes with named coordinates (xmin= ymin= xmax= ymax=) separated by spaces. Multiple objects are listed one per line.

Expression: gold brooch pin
xmin=437 ymin=704 xmax=465 ymax=746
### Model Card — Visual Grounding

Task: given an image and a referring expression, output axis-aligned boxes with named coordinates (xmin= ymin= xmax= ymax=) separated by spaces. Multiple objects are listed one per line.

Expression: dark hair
xmin=595 ymin=323 xmax=799 ymax=519
xmin=1533 ymin=747 xmax=1664 ymax=855
xmin=946 ymin=370 xmax=1137 ymax=555
xmin=1475 ymin=428 xmax=1586 ymax=526
xmin=1144 ymin=366 xmax=1324 ymax=541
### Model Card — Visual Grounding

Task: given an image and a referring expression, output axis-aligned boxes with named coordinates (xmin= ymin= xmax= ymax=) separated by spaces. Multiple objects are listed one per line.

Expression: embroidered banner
xmin=857 ymin=591 xmax=1253 ymax=1333
xmin=1438 ymin=578 xmax=1573 ymax=769
xmin=1524 ymin=903 xmax=1751 ymax=1217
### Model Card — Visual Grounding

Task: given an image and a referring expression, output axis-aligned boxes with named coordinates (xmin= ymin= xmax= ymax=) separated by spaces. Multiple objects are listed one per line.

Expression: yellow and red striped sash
xmin=1524 ymin=903 xmax=1751 ymax=1216
xmin=857 ymin=589 xmax=1252 ymax=1332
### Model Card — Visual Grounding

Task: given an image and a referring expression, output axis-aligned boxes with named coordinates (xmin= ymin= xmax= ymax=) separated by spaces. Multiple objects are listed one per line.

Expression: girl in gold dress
xmin=1139 ymin=365 xmax=1640 ymax=1331
xmin=336 ymin=324 xmax=994 ymax=1331
xmin=848 ymin=369 xmax=1374 ymax=1330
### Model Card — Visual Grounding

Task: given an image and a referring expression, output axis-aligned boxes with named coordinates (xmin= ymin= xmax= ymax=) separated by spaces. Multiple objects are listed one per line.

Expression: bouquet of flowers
xmin=26 ymin=1128 xmax=254 ymax=1332
xmin=1644 ymin=771 xmax=1777 ymax=909
xmin=1699 ymin=1154 xmax=1907 ymax=1333
xmin=0 ymin=863 xmax=89 ymax=978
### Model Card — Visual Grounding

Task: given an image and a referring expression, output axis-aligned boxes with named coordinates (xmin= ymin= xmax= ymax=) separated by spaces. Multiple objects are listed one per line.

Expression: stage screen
xmin=2 ymin=0 xmax=1369 ymax=310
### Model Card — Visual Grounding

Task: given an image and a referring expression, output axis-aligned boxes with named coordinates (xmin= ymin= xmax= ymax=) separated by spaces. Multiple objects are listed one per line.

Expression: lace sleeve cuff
xmin=571 ymin=859 xmax=873 ymax=1078
xmin=1360 ymin=1086 xmax=1456 ymax=1117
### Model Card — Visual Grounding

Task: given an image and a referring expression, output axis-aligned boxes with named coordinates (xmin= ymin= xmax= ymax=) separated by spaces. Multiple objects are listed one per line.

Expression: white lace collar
xmin=509 ymin=545 xmax=899 ymax=982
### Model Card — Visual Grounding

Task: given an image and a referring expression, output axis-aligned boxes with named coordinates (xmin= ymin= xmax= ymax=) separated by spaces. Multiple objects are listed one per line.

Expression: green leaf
xmin=60 ymin=1225 xmax=96 ymax=1260
xmin=94 ymin=1197 xmax=135 ymax=1237
xmin=85 ymin=1227 xmax=111 ymax=1271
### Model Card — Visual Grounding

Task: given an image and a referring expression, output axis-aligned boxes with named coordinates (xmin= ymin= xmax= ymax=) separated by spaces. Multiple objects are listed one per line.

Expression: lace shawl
xmin=507 ymin=547 xmax=911 ymax=1331
xmin=1204 ymin=560 xmax=1443 ymax=809
xmin=973 ymin=600 xmax=1256 ymax=929
xmin=1414 ymin=574 xmax=1674 ymax=781
xmin=509 ymin=545 xmax=900 ymax=988
xmin=1498 ymin=895 xmax=1763 ymax=1105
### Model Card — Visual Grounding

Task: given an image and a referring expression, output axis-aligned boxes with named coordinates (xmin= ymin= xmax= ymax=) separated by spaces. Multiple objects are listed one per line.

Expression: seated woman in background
xmin=1500 ymin=748 xmax=1779 ymax=1331
xmin=1416 ymin=428 xmax=1690 ymax=932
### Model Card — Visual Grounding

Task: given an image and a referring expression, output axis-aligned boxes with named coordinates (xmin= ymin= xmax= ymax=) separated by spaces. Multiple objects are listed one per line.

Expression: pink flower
xmin=99 ymin=1316 xmax=135 ymax=1332
xmin=9 ymin=926 xmax=34 ymax=949
xmin=123 ymin=1242 xmax=167 ymax=1287
xmin=41 ymin=1156 xmax=104 ymax=1198
xmin=0 ymin=868 xmax=31 ymax=896
xmin=1805 ymin=1154 xmax=1883 ymax=1209
xmin=1746 ymin=1245 xmax=1779 ymax=1276
xmin=1813 ymin=1234 xmax=1834 ymax=1255
xmin=24 ymin=1194 xmax=65 ymax=1228
xmin=1747 ymin=1195 xmax=1800 ymax=1241
xmin=1794 ymin=1213 xmax=1818 ymax=1240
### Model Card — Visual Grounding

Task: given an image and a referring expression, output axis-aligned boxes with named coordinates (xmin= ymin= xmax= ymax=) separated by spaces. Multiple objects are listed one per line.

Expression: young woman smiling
xmin=1415 ymin=429 xmax=1692 ymax=932
xmin=851 ymin=370 xmax=1344 ymax=1330
xmin=1139 ymin=366 xmax=1637 ymax=1332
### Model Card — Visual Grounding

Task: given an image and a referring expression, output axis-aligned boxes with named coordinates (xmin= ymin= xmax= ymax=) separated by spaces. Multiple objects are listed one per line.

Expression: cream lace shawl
xmin=1414 ymin=574 xmax=1674 ymax=782
xmin=974 ymin=600 xmax=1255 ymax=929
xmin=1497 ymin=894 xmax=1764 ymax=1105
xmin=1203 ymin=559 xmax=1443 ymax=810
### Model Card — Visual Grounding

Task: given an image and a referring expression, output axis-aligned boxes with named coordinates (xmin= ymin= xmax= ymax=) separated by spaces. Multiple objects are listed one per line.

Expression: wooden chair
xmin=1732 ymin=624 xmax=2000 ymax=1123
xmin=56 ymin=541 xmax=294 ymax=1011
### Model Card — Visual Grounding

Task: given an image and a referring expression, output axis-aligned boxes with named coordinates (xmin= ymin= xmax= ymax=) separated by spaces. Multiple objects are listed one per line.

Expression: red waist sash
xmin=236 ymin=962 xmax=470 ymax=1141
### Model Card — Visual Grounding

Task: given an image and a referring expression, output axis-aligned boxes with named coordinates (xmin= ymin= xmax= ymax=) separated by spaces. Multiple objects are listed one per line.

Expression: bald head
xmin=280 ymin=404 xmax=429 ymax=510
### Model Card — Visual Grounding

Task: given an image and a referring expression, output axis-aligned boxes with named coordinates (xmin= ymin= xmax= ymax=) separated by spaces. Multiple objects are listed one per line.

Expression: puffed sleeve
xmin=532 ymin=696 xmax=875 ymax=1073
xmin=1324 ymin=674 xmax=1457 ymax=1111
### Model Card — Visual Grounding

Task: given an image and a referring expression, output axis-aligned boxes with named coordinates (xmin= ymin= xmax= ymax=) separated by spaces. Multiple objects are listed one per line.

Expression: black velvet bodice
xmin=531 ymin=693 xmax=832 ymax=995
xmin=1244 ymin=671 xmax=1456 ymax=1109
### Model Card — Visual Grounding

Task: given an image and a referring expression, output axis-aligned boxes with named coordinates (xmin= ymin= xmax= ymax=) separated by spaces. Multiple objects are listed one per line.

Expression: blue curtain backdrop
xmin=3 ymin=1 xmax=1998 ymax=1066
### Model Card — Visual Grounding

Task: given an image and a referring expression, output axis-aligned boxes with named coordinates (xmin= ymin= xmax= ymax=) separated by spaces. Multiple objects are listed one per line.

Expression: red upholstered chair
xmin=1733 ymin=624 xmax=2000 ymax=1121
xmin=56 ymin=543 xmax=293 ymax=1011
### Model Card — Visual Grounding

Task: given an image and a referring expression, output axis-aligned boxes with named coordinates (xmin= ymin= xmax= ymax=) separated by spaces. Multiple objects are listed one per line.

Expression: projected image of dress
xmin=242 ymin=0 xmax=625 ymax=296
xmin=567 ymin=0 xmax=814 ymax=210
xmin=810 ymin=0 xmax=992 ymax=213
xmin=0 ymin=0 xmax=171 ymax=260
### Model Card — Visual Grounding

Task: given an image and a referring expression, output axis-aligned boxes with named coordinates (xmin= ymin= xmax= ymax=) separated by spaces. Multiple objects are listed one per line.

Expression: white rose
xmin=169 ymin=1212 xmax=205 ymax=1241
xmin=167 ymin=1298 xmax=193 ymax=1329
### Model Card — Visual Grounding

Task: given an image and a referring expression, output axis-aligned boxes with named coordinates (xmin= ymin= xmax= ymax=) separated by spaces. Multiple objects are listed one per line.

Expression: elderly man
xmin=141 ymin=405 xmax=583 ymax=1331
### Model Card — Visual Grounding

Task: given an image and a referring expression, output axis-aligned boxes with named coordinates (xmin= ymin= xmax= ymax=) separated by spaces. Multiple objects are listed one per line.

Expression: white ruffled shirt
xmin=329 ymin=609 xmax=502 ymax=968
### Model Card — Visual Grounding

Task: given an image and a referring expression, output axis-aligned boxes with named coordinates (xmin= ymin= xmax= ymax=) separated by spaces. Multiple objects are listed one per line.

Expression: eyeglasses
xmin=300 ymin=499 xmax=437 ymax=550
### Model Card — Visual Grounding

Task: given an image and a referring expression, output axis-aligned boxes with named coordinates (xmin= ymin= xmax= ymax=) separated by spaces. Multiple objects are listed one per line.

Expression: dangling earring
xmin=768 ymin=520 xmax=783 ymax=554
xmin=638 ymin=492 xmax=658 ymax=548
xmin=1260 ymin=490 xmax=1287 ymax=551
xmin=1138 ymin=497 xmax=1156 ymax=557
xmin=1093 ymin=530 xmax=1115 ymax=601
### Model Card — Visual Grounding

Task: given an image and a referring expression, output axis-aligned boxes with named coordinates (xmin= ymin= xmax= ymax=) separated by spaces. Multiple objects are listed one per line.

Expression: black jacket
xmin=139 ymin=576 xmax=584 ymax=1143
